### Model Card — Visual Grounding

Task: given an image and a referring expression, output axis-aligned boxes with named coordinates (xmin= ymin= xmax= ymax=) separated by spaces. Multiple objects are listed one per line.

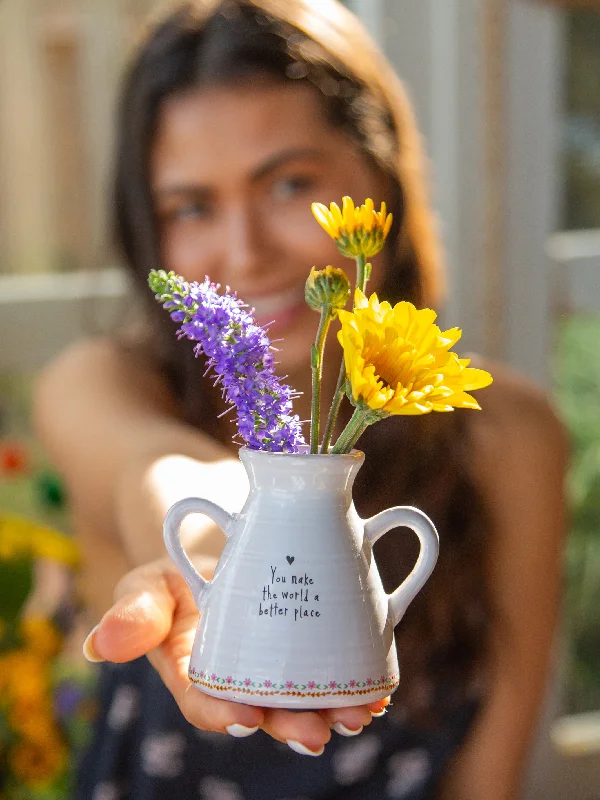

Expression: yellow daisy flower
xmin=337 ymin=289 xmax=493 ymax=415
xmin=311 ymin=197 xmax=393 ymax=258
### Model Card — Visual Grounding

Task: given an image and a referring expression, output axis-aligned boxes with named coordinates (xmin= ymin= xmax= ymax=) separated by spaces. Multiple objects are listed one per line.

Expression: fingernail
xmin=333 ymin=722 xmax=363 ymax=737
xmin=371 ymin=707 xmax=387 ymax=717
xmin=226 ymin=723 xmax=259 ymax=738
xmin=83 ymin=624 xmax=105 ymax=663
xmin=286 ymin=739 xmax=325 ymax=757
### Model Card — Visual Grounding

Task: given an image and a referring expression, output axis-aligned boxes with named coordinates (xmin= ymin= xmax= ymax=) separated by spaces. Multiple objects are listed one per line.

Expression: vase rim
xmin=239 ymin=445 xmax=364 ymax=461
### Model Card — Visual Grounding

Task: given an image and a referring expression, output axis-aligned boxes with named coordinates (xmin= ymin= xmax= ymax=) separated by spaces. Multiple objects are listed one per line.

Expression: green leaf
xmin=0 ymin=558 xmax=33 ymax=622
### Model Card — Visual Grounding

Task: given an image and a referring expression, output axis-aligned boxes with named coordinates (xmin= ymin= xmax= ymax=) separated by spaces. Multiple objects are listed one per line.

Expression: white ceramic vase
xmin=163 ymin=446 xmax=439 ymax=709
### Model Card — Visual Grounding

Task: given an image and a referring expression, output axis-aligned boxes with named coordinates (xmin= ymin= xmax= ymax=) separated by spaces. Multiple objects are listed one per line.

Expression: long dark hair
xmin=113 ymin=0 xmax=491 ymax=725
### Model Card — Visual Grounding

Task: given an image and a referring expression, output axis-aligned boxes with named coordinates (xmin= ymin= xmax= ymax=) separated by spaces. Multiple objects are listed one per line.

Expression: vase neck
xmin=239 ymin=448 xmax=364 ymax=496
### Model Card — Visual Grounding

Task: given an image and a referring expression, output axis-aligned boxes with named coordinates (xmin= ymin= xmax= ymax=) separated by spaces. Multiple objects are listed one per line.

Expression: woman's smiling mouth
xmin=246 ymin=285 xmax=308 ymax=330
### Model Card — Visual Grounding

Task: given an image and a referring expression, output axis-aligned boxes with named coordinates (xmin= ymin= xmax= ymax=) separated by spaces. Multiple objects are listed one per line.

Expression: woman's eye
xmin=168 ymin=202 xmax=211 ymax=222
xmin=271 ymin=176 xmax=314 ymax=200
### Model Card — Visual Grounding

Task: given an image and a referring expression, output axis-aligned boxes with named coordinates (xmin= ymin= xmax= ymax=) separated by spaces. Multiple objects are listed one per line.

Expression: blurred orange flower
xmin=10 ymin=738 xmax=68 ymax=787
xmin=20 ymin=616 xmax=62 ymax=659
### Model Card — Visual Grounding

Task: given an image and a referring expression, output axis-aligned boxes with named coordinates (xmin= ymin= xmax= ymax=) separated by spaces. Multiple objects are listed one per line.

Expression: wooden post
xmin=0 ymin=0 xmax=56 ymax=274
xmin=78 ymin=0 xmax=129 ymax=269
xmin=483 ymin=0 xmax=509 ymax=360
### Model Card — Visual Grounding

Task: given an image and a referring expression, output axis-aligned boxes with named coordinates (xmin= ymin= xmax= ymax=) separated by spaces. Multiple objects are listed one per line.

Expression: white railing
xmin=547 ymin=229 xmax=600 ymax=314
xmin=0 ymin=267 xmax=130 ymax=370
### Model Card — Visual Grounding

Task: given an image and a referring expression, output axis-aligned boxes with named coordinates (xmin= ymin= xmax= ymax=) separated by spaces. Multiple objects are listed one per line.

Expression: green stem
xmin=310 ymin=308 xmax=333 ymax=453
xmin=319 ymin=254 xmax=369 ymax=454
xmin=319 ymin=360 xmax=346 ymax=453
xmin=330 ymin=405 xmax=371 ymax=454
xmin=355 ymin=253 xmax=367 ymax=293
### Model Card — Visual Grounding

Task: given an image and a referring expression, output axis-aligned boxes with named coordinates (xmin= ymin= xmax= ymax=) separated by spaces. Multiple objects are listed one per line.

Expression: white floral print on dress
xmin=140 ymin=732 xmax=186 ymax=778
xmin=331 ymin=733 xmax=383 ymax=785
xmin=91 ymin=781 xmax=122 ymax=800
xmin=198 ymin=775 xmax=245 ymax=800
xmin=106 ymin=684 xmax=140 ymax=731
xmin=386 ymin=748 xmax=432 ymax=798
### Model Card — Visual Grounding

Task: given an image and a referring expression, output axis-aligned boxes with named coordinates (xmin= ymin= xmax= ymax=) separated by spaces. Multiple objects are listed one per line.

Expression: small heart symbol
xmin=286 ymin=556 xmax=295 ymax=565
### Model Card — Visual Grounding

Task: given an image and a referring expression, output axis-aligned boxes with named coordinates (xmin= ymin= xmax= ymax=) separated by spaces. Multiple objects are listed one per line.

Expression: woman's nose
xmin=222 ymin=204 xmax=267 ymax=283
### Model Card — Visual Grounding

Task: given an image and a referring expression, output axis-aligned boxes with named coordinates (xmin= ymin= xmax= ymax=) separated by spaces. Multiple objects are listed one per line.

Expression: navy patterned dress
xmin=74 ymin=658 xmax=478 ymax=800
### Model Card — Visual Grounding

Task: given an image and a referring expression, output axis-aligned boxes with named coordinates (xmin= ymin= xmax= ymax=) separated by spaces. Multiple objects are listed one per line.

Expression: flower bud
xmin=305 ymin=266 xmax=351 ymax=313
xmin=148 ymin=269 xmax=173 ymax=296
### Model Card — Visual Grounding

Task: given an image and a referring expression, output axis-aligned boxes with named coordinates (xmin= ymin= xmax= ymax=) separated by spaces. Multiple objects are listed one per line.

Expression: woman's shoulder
xmin=48 ymin=335 xmax=121 ymax=373
xmin=464 ymin=354 xmax=569 ymax=506
xmin=467 ymin=353 xmax=568 ymax=452
xmin=40 ymin=334 xmax=168 ymax=390
xmin=35 ymin=335 xmax=179 ymax=428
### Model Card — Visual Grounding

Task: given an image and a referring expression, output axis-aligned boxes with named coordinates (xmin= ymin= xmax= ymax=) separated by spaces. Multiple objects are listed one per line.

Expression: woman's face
xmin=151 ymin=79 xmax=390 ymax=379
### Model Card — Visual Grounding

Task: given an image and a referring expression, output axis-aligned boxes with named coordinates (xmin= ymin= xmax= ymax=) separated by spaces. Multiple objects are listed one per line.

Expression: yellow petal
xmin=429 ymin=403 xmax=455 ymax=412
xmin=443 ymin=390 xmax=482 ymax=409
xmin=384 ymin=395 xmax=408 ymax=414
xmin=354 ymin=287 xmax=368 ymax=309
xmin=330 ymin=202 xmax=344 ymax=230
xmin=311 ymin=203 xmax=338 ymax=237
xmin=437 ymin=327 xmax=462 ymax=350
xmin=362 ymin=199 xmax=375 ymax=232
xmin=395 ymin=401 xmax=434 ymax=415
xmin=383 ymin=213 xmax=393 ymax=237
xmin=342 ymin=196 xmax=355 ymax=231
xmin=454 ymin=367 xmax=494 ymax=391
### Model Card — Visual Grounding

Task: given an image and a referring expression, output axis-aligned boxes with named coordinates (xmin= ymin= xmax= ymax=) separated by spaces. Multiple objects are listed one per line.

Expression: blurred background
xmin=0 ymin=0 xmax=599 ymax=797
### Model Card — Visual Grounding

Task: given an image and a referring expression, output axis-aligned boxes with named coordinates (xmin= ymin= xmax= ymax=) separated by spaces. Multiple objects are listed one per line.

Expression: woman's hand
xmin=83 ymin=558 xmax=389 ymax=756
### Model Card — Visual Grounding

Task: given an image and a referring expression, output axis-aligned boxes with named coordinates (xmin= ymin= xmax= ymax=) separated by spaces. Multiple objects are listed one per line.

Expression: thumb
xmin=83 ymin=560 xmax=179 ymax=664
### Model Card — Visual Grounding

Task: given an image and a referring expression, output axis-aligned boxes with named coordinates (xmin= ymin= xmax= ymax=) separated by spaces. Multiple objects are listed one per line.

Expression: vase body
xmin=164 ymin=446 xmax=438 ymax=709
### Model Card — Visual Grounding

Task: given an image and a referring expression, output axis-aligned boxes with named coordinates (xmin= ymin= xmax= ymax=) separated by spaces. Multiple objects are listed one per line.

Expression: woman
xmin=34 ymin=1 xmax=567 ymax=798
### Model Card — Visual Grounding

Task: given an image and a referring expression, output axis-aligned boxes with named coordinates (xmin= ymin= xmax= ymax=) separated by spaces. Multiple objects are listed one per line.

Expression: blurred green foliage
xmin=554 ymin=314 xmax=600 ymax=713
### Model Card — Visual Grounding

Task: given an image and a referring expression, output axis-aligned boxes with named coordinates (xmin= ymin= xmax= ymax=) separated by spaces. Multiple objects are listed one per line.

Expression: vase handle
xmin=163 ymin=498 xmax=234 ymax=604
xmin=364 ymin=506 xmax=439 ymax=628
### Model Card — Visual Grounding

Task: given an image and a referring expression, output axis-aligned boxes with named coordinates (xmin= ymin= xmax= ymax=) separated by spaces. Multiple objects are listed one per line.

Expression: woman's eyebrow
xmin=153 ymin=184 xmax=211 ymax=200
xmin=249 ymin=147 xmax=328 ymax=182
xmin=153 ymin=147 xmax=327 ymax=198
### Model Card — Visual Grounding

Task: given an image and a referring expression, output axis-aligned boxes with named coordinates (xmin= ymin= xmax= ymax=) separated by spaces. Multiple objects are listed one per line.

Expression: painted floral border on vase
xmin=189 ymin=666 xmax=399 ymax=699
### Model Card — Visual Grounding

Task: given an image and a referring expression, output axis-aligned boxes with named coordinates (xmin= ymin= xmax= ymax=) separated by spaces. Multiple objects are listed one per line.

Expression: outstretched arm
xmin=33 ymin=337 xmax=249 ymax=584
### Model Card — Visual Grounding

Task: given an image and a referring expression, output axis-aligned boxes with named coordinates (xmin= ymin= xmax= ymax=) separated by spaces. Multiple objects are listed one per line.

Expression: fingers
xmin=84 ymin=559 xmax=180 ymax=664
xmin=83 ymin=558 xmax=264 ymax=735
xmin=368 ymin=696 xmax=391 ymax=716
xmin=178 ymin=683 xmax=264 ymax=735
xmin=260 ymin=708 xmax=332 ymax=756
xmin=319 ymin=695 xmax=391 ymax=737
xmin=258 ymin=695 xmax=392 ymax=756
xmin=319 ymin=704 xmax=374 ymax=736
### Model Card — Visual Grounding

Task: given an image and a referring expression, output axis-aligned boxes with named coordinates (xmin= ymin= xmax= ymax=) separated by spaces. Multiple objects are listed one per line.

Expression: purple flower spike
xmin=148 ymin=270 xmax=306 ymax=452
